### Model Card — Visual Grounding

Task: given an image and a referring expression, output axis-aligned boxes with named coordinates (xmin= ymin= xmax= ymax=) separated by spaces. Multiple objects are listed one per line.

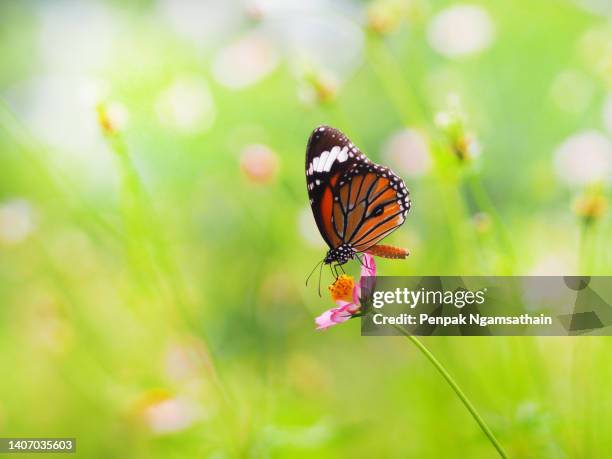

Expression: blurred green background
xmin=1 ymin=0 xmax=612 ymax=457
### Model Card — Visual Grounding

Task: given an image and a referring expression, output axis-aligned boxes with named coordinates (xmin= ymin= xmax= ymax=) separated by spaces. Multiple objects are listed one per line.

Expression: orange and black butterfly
xmin=306 ymin=125 xmax=410 ymax=272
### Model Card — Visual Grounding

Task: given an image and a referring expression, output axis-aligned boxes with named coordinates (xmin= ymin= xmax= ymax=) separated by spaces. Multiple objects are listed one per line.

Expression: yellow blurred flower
xmin=452 ymin=133 xmax=481 ymax=162
xmin=96 ymin=102 xmax=128 ymax=136
xmin=299 ymin=70 xmax=339 ymax=106
xmin=366 ymin=1 xmax=404 ymax=35
xmin=435 ymin=96 xmax=481 ymax=162
xmin=573 ymin=192 xmax=607 ymax=223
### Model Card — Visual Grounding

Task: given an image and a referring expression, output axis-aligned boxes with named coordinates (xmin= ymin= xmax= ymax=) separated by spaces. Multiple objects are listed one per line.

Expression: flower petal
xmin=361 ymin=253 xmax=376 ymax=278
xmin=315 ymin=310 xmax=337 ymax=330
xmin=334 ymin=301 xmax=360 ymax=314
xmin=330 ymin=308 xmax=353 ymax=323
xmin=316 ymin=300 xmax=361 ymax=330
xmin=352 ymin=283 xmax=361 ymax=304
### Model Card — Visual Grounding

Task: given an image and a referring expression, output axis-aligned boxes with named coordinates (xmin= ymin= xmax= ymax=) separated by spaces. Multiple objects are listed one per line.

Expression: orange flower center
xmin=328 ymin=274 xmax=355 ymax=303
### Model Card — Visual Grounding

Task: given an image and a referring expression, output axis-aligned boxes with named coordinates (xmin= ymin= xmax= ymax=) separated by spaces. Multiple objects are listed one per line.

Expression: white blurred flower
xmin=528 ymin=254 xmax=574 ymax=276
xmin=5 ymin=74 xmax=115 ymax=187
xmin=239 ymin=144 xmax=279 ymax=184
xmin=37 ymin=1 xmax=118 ymax=73
xmin=603 ymin=94 xmax=612 ymax=135
xmin=550 ymin=70 xmax=595 ymax=114
xmin=382 ymin=129 xmax=431 ymax=177
xmin=104 ymin=101 xmax=129 ymax=131
xmin=9 ymin=74 xmax=107 ymax=150
xmin=298 ymin=206 xmax=325 ymax=249
xmin=97 ymin=101 xmax=129 ymax=135
xmin=572 ymin=0 xmax=612 ymax=16
xmin=521 ymin=277 xmax=570 ymax=312
xmin=212 ymin=31 xmax=279 ymax=89
xmin=155 ymin=76 xmax=216 ymax=134
xmin=156 ymin=0 xmax=242 ymax=49
xmin=434 ymin=111 xmax=453 ymax=129
xmin=143 ymin=396 xmax=201 ymax=434
xmin=8 ymin=74 xmax=109 ymax=150
xmin=0 ymin=199 xmax=37 ymax=245
xmin=427 ymin=5 xmax=494 ymax=58
xmin=554 ymin=130 xmax=612 ymax=186
xmin=258 ymin=0 xmax=363 ymax=80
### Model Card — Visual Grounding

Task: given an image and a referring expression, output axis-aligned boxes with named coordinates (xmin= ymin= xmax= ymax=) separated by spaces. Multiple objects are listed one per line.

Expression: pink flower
xmin=315 ymin=254 xmax=376 ymax=330
xmin=361 ymin=252 xmax=376 ymax=278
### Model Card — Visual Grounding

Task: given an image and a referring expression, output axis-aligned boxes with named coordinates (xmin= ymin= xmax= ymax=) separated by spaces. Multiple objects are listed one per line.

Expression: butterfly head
xmin=324 ymin=244 xmax=355 ymax=266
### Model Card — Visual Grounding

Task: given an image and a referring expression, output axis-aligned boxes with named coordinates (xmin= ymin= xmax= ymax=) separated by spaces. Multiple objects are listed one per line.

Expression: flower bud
xmin=573 ymin=191 xmax=607 ymax=224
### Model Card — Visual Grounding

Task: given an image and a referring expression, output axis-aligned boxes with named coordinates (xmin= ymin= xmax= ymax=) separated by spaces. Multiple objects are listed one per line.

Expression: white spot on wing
xmin=322 ymin=146 xmax=339 ymax=172
xmin=316 ymin=151 xmax=329 ymax=172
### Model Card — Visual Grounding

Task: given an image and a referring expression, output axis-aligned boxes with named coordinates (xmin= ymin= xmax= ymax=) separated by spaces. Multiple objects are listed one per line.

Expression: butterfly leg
xmin=331 ymin=263 xmax=343 ymax=280
xmin=355 ymin=253 xmax=365 ymax=267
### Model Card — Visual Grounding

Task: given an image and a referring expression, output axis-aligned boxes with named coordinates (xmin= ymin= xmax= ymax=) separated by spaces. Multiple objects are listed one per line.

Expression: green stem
xmin=366 ymin=34 xmax=428 ymax=124
xmin=578 ymin=220 xmax=594 ymax=275
xmin=397 ymin=328 xmax=509 ymax=458
xmin=465 ymin=170 xmax=516 ymax=271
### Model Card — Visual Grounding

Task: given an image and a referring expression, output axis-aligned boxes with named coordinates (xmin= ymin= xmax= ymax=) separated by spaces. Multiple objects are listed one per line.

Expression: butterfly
xmin=306 ymin=125 xmax=410 ymax=275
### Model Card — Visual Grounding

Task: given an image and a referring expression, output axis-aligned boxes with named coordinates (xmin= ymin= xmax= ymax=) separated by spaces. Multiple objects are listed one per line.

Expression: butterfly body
xmin=324 ymin=243 xmax=355 ymax=265
xmin=306 ymin=125 xmax=410 ymax=266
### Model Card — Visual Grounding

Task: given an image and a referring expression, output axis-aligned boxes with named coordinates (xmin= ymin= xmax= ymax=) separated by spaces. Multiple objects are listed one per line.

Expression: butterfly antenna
xmin=305 ymin=258 xmax=324 ymax=287
xmin=317 ymin=260 xmax=324 ymax=297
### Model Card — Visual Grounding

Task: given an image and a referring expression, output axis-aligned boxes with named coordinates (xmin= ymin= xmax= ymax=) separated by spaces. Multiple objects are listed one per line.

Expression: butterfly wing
xmin=306 ymin=126 xmax=358 ymax=249
xmin=306 ymin=125 xmax=410 ymax=253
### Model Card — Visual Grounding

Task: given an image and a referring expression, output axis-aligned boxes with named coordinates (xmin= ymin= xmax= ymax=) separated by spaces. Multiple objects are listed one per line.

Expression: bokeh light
xmin=427 ymin=5 xmax=494 ymax=58
xmin=382 ymin=129 xmax=432 ymax=177
xmin=554 ymin=130 xmax=612 ymax=186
